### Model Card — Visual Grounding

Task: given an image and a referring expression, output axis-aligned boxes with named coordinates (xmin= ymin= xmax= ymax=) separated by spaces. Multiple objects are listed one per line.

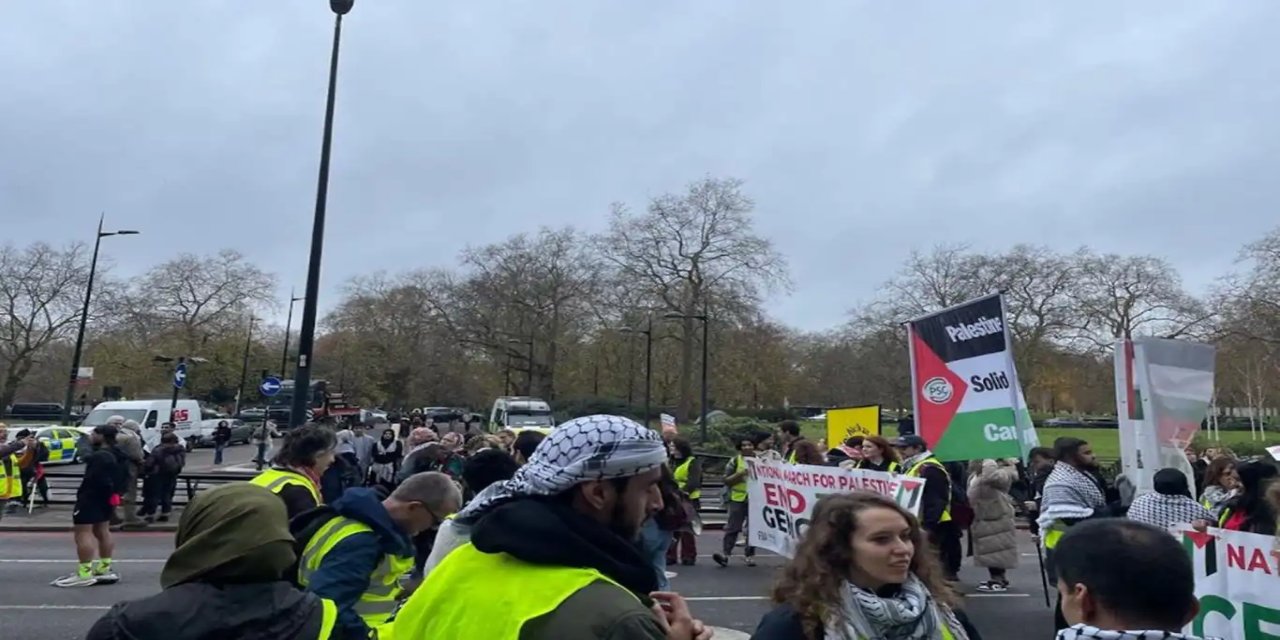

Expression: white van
xmin=488 ymin=397 xmax=555 ymax=433
xmin=81 ymin=399 xmax=201 ymax=452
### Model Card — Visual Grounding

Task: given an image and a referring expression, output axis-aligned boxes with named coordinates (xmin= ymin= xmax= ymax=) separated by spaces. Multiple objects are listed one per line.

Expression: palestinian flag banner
xmin=1115 ymin=338 xmax=1215 ymax=495
xmin=907 ymin=293 xmax=1037 ymax=461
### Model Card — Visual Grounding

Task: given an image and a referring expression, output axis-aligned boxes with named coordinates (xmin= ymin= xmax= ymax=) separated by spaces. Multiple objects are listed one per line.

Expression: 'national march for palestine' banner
xmin=745 ymin=457 xmax=924 ymax=557
xmin=1116 ymin=338 xmax=1216 ymax=496
xmin=907 ymin=293 xmax=1038 ymax=461
xmin=1172 ymin=525 xmax=1280 ymax=640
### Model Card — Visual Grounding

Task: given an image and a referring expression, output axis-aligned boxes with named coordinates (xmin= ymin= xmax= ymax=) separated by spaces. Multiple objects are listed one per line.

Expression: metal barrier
xmin=36 ymin=468 xmax=256 ymax=507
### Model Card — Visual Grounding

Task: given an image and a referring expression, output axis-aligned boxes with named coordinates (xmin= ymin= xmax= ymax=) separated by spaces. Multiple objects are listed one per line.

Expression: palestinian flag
xmin=908 ymin=293 xmax=1038 ymax=461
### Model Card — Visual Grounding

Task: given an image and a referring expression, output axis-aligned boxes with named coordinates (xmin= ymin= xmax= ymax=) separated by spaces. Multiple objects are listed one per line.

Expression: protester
xmin=893 ymin=435 xmax=961 ymax=581
xmin=367 ymin=428 xmax=403 ymax=492
xmin=86 ymin=484 xmax=339 ymax=640
xmin=115 ymin=418 xmax=147 ymax=529
xmin=667 ymin=437 xmax=702 ymax=566
xmin=417 ymin=449 xmax=519 ymax=581
xmin=714 ymin=436 xmax=758 ymax=568
xmin=854 ymin=436 xmax=901 ymax=473
xmin=1126 ymin=467 xmax=1215 ymax=530
xmin=54 ymin=424 xmax=125 ymax=588
xmin=968 ymin=459 xmax=1019 ymax=592
xmin=14 ymin=427 xmax=50 ymax=510
xmin=1217 ymin=460 xmax=1278 ymax=534
xmin=1022 ymin=446 xmax=1055 ymax=539
xmin=321 ymin=429 xmax=362 ymax=504
xmin=213 ymin=420 xmax=232 ymax=466
xmin=1199 ymin=456 xmax=1239 ymax=516
xmin=249 ymin=424 xmax=335 ymax=519
xmin=398 ymin=442 xmax=443 ymax=484
xmin=1185 ymin=449 xmax=1209 ymax=496
xmin=641 ymin=469 xmax=688 ymax=591
xmin=399 ymin=414 xmax=712 ymax=640
xmin=512 ymin=429 xmax=547 ymax=465
xmin=753 ymin=492 xmax=976 ymax=640
xmin=1037 ymin=437 xmax=1109 ymax=631
xmin=0 ymin=425 xmax=33 ymax=520
xmin=826 ymin=436 xmax=864 ymax=467
xmin=293 ymin=472 xmax=460 ymax=640
xmin=350 ymin=423 xmax=377 ymax=477
xmin=461 ymin=448 xmax=519 ymax=501
xmin=139 ymin=432 xmax=185 ymax=524
xmin=1054 ymin=519 xmax=1208 ymax=640
xmin=495 ymin=428 xmax=517 ymax=452
xmin=790 ymin=439 xmax=826 ymax=465
xmin=778 ymin=420 xmax=807 ymax=464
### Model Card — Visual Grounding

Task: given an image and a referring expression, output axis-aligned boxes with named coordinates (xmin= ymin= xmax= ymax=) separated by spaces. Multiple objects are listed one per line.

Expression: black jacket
xmin=86 ymin=581 xmax=332 ymax=640
xmin=915 ymin=463 xmax=952 ymax=529
xmin=752 ymin=602 xmax=983 ymax=640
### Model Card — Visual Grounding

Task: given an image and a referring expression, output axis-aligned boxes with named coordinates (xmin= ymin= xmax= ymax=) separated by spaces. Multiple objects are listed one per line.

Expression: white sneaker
xmin=94 ymin=571 xmax=120 ymax=584
xmin=53 ymin=574 xmax=97 ymax=588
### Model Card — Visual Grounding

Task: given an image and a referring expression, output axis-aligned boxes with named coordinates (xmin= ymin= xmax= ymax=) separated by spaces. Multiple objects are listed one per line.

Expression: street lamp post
xmin=664 ymin=305 xmax=709 ymax=442
xmin=279 ymin=290 xmax=305 ymax=378
xmin=620 ymin=318 xmax=653 ymax=426
xmin=235 ymin=316 xmax=256 ymax=415
xmin=62 ymin=215 xmax=139 ymax=425
xmin=292 ymin=0 xmax=355 ymax=428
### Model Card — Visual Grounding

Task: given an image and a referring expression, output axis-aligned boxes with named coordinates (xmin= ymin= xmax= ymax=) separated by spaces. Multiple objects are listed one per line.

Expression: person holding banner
xmin=855 ymin=436 xmax=901 ymax=474
xmin=753 ymin=492 xmax=977 ymax=640
xmin=666 ymin=438 xmax=702 ymax=566
xmin=1217 ymin=460 xmax=1278 ymax=534
xmin=893 ymin=435 xmax=962 ymax=582
xmin=714 ymin=436 xmax=759 ymax=568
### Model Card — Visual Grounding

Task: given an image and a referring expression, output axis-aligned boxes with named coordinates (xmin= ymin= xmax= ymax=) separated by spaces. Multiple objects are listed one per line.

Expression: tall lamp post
xmin=620 ymin=318 xmax=653 ymax=426
xmin=665 ymin=304 xmax=709 ymax=442
xmin=62 ymin=215 xmax=139 ymax=425
xmin=279 ymin=289 xmax=305 ymax=378
xmin=292 ymin=0 xmax=355 ymax=428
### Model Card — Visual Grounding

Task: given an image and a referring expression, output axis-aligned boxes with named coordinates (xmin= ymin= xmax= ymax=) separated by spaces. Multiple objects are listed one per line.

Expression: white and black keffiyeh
xmin=826 ymin=575 xmax=969 ymax=640
xmin=1056 ymin=623 xmax=1217 ymax=640
xmin=1127 ymin=493 xmax=1215 ymax=530
xmin=1037 ymin=463 xmax=1107 ymax=533
xmin=455 ymin=414 xmax=668 ymax=523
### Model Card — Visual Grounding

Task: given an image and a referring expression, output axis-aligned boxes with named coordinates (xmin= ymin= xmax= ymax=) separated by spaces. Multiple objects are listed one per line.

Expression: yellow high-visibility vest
xmin=298 ymin=516 xmax=415 ymax=637
xmin=727 ymin=455 xmax=748 ymax=503
xmin=317 ymin=598 xmax=338 ymax=639
xmin=391 ymin=542 xmax=637 ymax=640
xmin=905 ymin=457 xmax=952 ymax=523
xmin=249 ymin=468 xmax=321 ymax=505
xmin=673 ymin=457 xmax=700 ymax=501
xmin=0 ymin=455 xmax=19 ymax=500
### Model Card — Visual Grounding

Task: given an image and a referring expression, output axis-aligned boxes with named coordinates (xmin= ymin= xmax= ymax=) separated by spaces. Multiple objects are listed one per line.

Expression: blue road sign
xmin=260 ymin=376 xmax=283 ymax=397
xmin=173 ymin=362 xmax=187 ymax=389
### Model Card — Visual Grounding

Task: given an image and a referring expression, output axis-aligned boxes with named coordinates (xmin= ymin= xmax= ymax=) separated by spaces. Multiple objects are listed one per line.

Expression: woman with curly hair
xmin=753 ymin=492 xmax=979 ymax=640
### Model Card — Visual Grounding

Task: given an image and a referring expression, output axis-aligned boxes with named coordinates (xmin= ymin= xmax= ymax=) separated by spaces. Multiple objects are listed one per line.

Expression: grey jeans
xmin=721 ymin=500 xmax=756 ymax=557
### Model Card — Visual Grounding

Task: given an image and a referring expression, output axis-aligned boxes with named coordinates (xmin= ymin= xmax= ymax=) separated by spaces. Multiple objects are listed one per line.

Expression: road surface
xmin=0 ymin=531 xmax=1052 ymax=639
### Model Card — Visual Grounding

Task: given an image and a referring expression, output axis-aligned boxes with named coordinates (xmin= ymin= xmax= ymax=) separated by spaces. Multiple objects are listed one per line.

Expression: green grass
xmin=797 ymin=421 xmax=1272 ymax=460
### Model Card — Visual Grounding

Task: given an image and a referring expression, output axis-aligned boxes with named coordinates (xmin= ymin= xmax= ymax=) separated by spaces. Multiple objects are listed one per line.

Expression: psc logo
xmin=922 ymin=377 xmax=954 ymax=405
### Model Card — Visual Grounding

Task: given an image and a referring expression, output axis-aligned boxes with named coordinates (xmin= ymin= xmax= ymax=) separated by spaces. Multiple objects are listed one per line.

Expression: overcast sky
xmin=4 ymin=1 xmax=1278 ymax=332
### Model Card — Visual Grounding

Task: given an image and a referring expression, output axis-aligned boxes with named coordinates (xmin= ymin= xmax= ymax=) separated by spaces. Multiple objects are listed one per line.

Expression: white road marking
xmin=0 ymin=605 xmax=111 ymax=610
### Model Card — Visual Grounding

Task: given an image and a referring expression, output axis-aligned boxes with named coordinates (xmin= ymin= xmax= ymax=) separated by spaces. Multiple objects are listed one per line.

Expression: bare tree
xmin=0 ymin=243 xmax=91 ymax=408
xmin=139 ymin=250 xmax=277 ymax=352
xmin=1069 ymin=252 xmax=1209 ymax=349
xmin=598 ymin=177 xmax=789 ymax=420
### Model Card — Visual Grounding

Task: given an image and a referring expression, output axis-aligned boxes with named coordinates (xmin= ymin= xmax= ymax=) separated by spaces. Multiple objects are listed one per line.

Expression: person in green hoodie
xmin=85 ymin=484 xmax=338 ymax=640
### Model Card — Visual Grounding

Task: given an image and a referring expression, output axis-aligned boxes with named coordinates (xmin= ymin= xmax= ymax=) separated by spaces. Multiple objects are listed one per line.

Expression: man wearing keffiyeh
xmin=1038 ymin=437 xmax=1110 ymax=632
xmin=396 ymin=415 xmax=712 ymax=640
xmin=1054 ymin=519 xmax=1218 ymax=640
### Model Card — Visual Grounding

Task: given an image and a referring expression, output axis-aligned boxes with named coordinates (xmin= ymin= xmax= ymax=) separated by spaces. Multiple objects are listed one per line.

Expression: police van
xmin=81 ymin=399 xmax=202 ymax=452
xmin=488 ymin=397 xmax=555 ymax=435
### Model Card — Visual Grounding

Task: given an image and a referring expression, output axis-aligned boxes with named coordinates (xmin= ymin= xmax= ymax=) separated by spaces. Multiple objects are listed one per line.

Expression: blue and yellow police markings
xmin=36 ymin=428 xmax=82 ymax=464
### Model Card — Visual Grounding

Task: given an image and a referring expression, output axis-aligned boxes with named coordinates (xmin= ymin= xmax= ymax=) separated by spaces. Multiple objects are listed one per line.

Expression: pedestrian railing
xmin=36 ymin=468 xmax=256 ymax=507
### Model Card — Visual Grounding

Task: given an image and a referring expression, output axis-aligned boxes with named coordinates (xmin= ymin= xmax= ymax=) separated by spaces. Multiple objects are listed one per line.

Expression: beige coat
xmin=967 ymin=461 xmax=1019 ymax=570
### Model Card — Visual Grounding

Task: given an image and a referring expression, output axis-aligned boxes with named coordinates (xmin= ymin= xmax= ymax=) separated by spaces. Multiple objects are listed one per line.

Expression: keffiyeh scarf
xmin=1126 ymin=492 xmax=1215 ymax=530
xmin=455 ymin=415 xmax=668 ymax=524
xmin=1056 ymin=623 xmax=1217 ymax=640
xmin=826 ymin=575 xmax=969 ymax=640
xmin=1037 ymin=463 xmax=1107 ymax=533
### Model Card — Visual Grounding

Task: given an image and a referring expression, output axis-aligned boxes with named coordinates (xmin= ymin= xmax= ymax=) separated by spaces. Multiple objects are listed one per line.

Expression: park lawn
xmin=799 ymin=421 xmax=1271 ymax=460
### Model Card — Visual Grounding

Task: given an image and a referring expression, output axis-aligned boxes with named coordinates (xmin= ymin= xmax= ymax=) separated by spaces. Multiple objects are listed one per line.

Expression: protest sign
xmin=826 ymin=405 xmax=881 ymax=447
xmin=907 ymin=293 xmax=1037 ymax=461
xmin=660 ymin=413 xmax=678 ymax=436
xmin=1172 ymin=525 xmax=1280 ymax=640
xmin=745 ymin=457 xmax=923 ymax=557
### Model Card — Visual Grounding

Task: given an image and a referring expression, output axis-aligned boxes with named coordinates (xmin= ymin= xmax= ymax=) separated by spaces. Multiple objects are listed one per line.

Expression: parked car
xmin=236 ymin=407 xmax=267 ymax=422
xmin=5 ymin=403 xmax=69 ymax=422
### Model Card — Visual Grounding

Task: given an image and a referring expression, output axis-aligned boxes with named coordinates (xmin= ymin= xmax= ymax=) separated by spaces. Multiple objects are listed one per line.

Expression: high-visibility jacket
xmin=905 ymin=457 xmax=952 ymax=524
xmin=727 ymin=455 xmax=748 ymax=503
xmin=298 ymin=516 xmax=414 ymax=636
xmin=249 ymin=468 xmax=321 ymax=505
xmin=858 ymin=459 xmax=901 ymax=474
xmin=316 ymin=598 xmax=339 ymax=640
xmin=673 ymin=457 xmax=700 ymax=501
xmin=0 ymin=454 xmax=19 ymax=500
xmin=392 ymin=542 xmax=638 ymax=639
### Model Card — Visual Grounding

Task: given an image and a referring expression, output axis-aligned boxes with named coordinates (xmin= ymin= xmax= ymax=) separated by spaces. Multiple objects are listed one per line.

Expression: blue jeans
xmin=214 ymin=444 xmax=225 ymax=465
xmin=639 ymin=517 xmax=673 ymax=591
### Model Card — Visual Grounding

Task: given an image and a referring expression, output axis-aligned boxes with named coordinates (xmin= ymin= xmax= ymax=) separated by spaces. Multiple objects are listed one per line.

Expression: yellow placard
xmin=826 ymin=405 xmax=881 ymax=446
